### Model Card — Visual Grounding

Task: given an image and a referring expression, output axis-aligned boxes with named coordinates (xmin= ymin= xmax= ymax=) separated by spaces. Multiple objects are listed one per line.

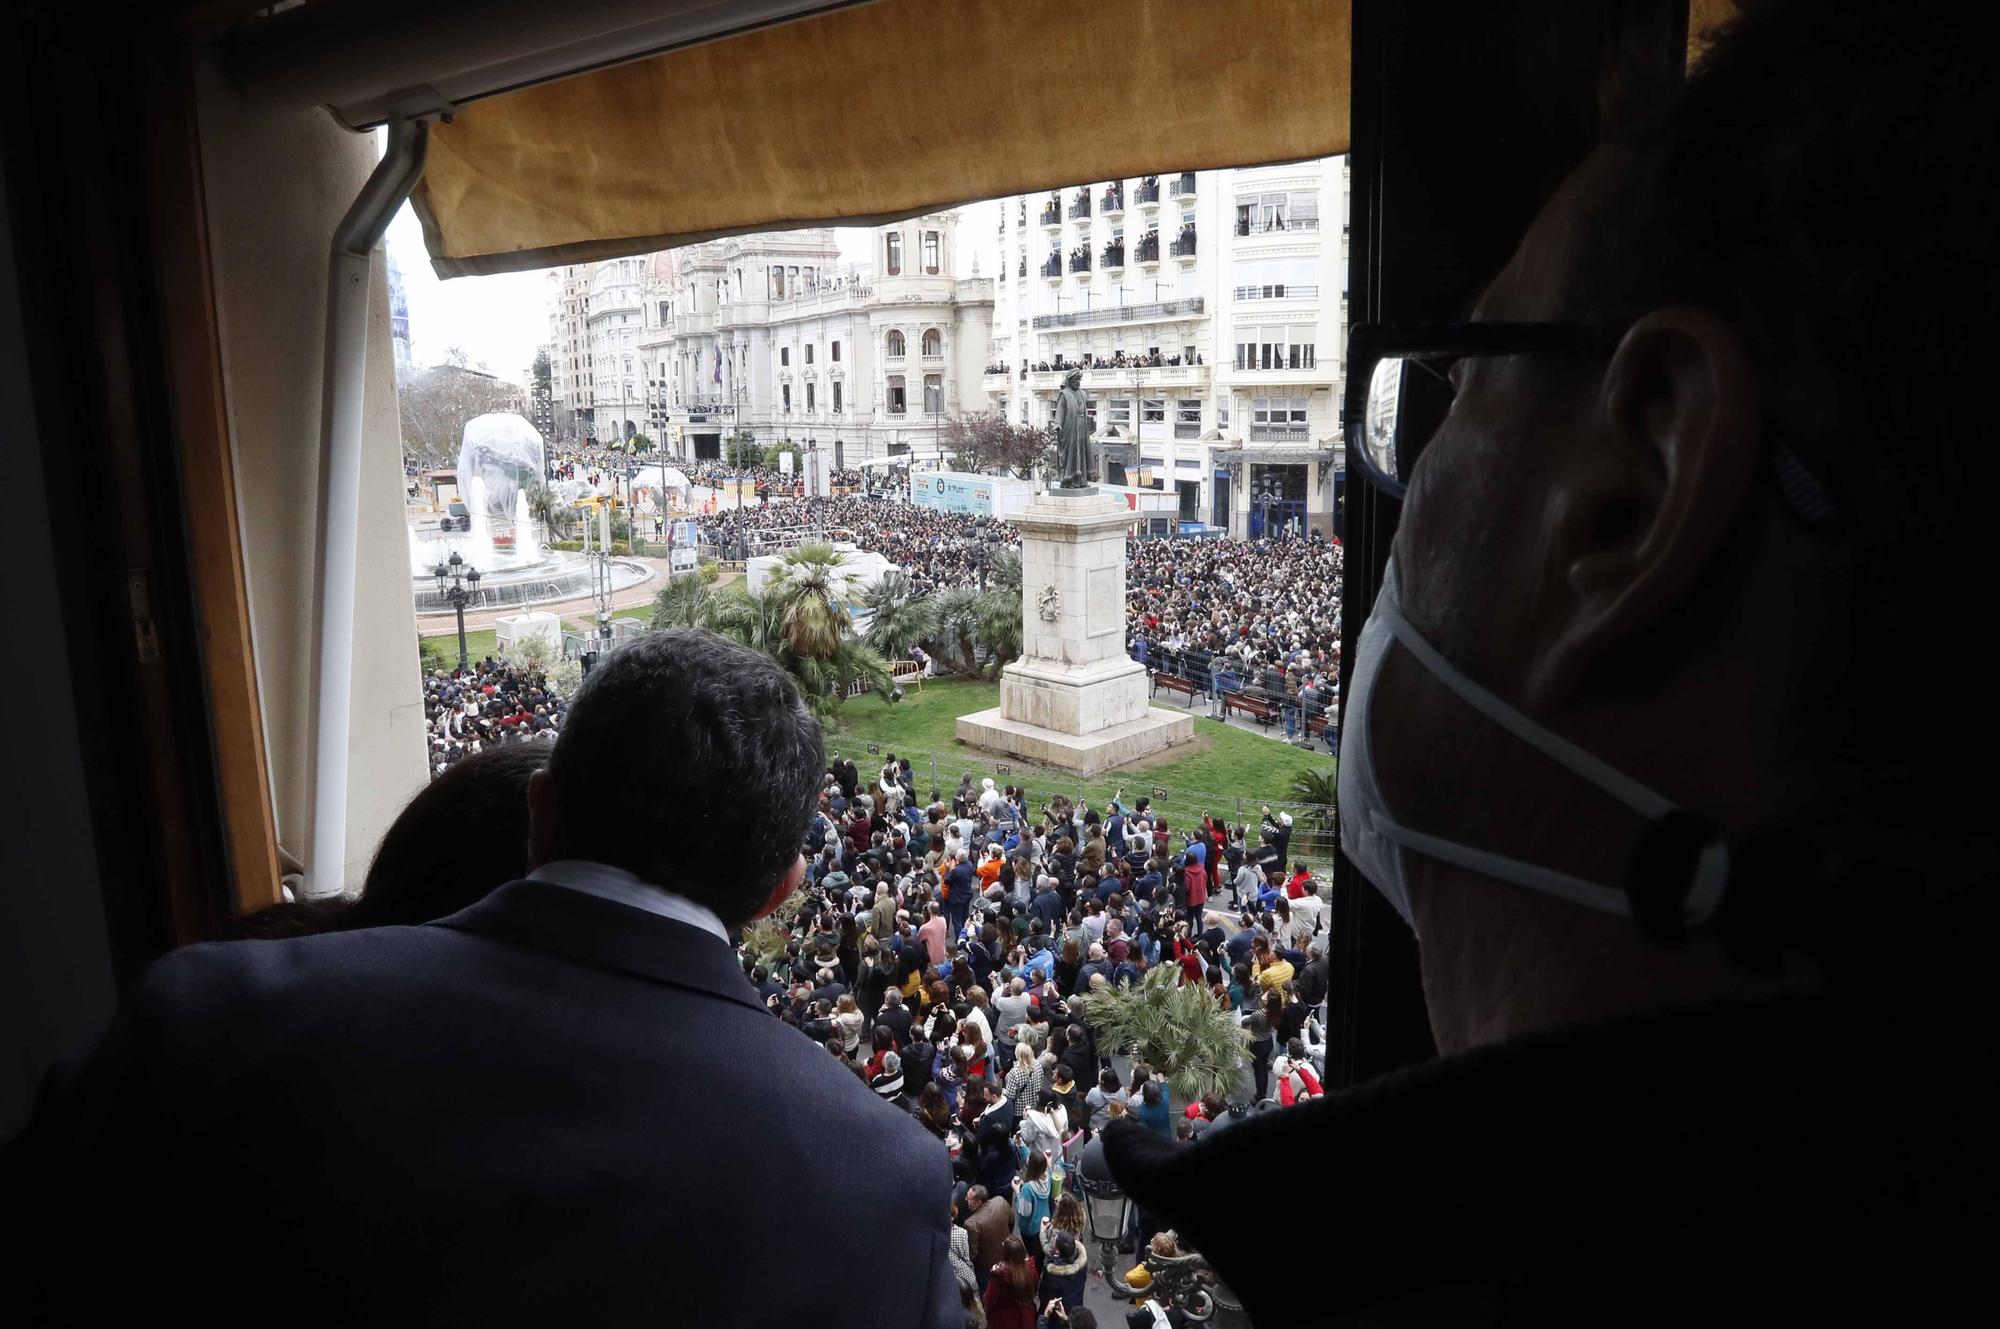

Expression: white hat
xmin=982 ymin=778 xmax=995 ymax=790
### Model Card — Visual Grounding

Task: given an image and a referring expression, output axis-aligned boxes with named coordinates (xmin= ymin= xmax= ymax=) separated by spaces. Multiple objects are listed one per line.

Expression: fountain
xmin=409 ymin=411 xmax=652 ymax=616
xmin=513 ymin=488 xmax=540 ymax=564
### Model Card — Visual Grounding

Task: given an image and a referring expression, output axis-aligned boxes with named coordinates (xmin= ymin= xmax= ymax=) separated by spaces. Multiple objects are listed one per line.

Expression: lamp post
xmin=1076 ymin=1145 xmax=1133 ymax=1282
xmin=432 ymin=550 xmax=483 ymax=672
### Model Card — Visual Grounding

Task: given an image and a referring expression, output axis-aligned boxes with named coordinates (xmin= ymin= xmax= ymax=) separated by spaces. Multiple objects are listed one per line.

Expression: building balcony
xmin=1235 ymin=215 xmax=1320 ymax=237
xmin=921 ymin=352 xmax=945 ymax=367
xmin=1170 ymin=171 xmax=1196 ymax=197
xmin=1135 ymin=233 xmax=1161 ymax=264
xmin=1068 ymin=252 xmax=1092 ymax=274
xmin=1135 ymin=177 xmax=1160 ymax=205
xmin=1101 ymin=243 xmax=1125 ymax=271
xmin=1080 ymin=362 xmax=1209 ymax=390
xmin=1017 ymin=259 xmax=1027 ymax=278
xmin=982 ymin=370 xmax=1012 ymax=392
xmin=1232 ymin=284 xmax=1318 ymax=301
xmin=1041 ymin=255 xmax=1063 ymax=279
xmin=1068 ymin=191 xmax=1092 ymax=220
xmin=1248 ymin=422 xmax=1311 ymax=442
xmin=1029 ymin=294 xmax=1201 ymax=331
xmin=1101 ymin=185 xmax=1124 ymax=214
xmin=1040 ymin=198 xmax=1062 ymax=227
xmin=1026 ymin=369 xmax=1065 ymax=390
xmin=1170 ymin=229 xmax=1198 ymax=259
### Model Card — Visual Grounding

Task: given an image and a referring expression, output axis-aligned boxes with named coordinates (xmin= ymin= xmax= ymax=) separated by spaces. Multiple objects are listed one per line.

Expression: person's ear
xmin=1528 ymin=306 xmax=1760 ymax=709
xmin=525 ymin=768 xmax=559 ymax=870
xmin=750 ymin=853 xmax=809 ymax=922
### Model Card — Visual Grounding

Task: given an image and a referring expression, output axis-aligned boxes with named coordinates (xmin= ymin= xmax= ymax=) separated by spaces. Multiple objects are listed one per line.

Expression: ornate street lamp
xmin=1076 ymin=1139 xmax=1133 ymax=1281
xmin=435 ymin=549 xmax=482 ymax=672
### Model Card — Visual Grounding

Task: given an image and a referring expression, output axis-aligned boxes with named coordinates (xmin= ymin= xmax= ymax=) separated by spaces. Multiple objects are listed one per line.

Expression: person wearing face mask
xmin=1102 ymin=6 xmax=1994 ymax=1326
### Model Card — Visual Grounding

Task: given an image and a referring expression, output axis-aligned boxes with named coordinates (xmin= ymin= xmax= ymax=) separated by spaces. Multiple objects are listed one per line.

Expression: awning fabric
xmin=411 ymin=0 xmax=1350 ymax=277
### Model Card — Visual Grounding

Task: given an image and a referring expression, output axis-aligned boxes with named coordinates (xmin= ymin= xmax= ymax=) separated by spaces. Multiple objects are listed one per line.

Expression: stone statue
xmin=1053 ymin=368 xmax=1095 ymax=490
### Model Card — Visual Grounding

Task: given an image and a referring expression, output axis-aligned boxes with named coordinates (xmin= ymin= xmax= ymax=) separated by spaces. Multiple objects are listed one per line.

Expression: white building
xmin=630 ymin=214 xmax=993 ymax=466
xmin=988 ymin=160 xmax=1349 ymax=537
xmin=585 ymin=257 xmax=647 ymax=442
xmin=547 ymin=265 xmax=592 ymax=442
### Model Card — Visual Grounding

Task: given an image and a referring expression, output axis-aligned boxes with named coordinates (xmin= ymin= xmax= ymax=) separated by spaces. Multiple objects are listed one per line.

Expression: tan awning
xmin=411 ymin=0 xmax=1351 ymax=277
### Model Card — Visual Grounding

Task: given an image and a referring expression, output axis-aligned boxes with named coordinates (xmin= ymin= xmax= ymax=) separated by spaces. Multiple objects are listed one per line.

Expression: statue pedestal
xmin=955 ymin=491 xmax=1192 ymax=775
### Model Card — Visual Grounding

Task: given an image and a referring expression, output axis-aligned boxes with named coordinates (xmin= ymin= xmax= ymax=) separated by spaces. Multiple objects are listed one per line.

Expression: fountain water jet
xmin=513 ymin=489 xmax=540 ymax=564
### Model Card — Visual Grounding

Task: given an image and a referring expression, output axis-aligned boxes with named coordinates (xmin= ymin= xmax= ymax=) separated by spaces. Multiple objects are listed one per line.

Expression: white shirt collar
xmin=527 ymin=860 xmax=729 ymax=944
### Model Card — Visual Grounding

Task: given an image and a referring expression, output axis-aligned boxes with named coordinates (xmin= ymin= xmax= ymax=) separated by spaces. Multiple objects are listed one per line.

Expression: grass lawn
xmin=418 ymin=612 xmax=645 ymax=670
xmin=832 ymin=677 xmax=1332 ymax=813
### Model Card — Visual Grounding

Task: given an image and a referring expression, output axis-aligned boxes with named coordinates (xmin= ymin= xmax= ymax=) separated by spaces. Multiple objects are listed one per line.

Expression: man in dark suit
xmin=19 ymin=629 xmax=957 ymax=1327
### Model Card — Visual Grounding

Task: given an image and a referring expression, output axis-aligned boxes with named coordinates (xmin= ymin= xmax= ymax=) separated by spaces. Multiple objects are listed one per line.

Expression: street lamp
xmin=1076 ymin=1141 xmax=1133 ymax=1280
xmin=433 ymin=549 xmax=483 ymax=672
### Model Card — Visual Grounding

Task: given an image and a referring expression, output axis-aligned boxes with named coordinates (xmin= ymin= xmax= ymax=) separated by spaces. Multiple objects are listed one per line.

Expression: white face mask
xmin=1337 ymin=557 xmax=1729 ymax=934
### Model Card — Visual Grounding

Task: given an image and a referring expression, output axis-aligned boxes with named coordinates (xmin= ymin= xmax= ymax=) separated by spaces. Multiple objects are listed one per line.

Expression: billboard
xmin=910 ymin=471 xmax=996 ymax=515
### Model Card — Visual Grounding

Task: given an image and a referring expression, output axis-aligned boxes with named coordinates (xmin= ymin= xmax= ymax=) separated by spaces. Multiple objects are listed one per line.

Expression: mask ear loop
xmin=1626 ymin=811 xmax=1729 ymax=949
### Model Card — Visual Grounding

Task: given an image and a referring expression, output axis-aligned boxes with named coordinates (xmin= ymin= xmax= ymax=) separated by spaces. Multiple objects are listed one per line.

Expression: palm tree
xmin=862 ymin=572 xmax=939 ymax=662
xmin=764 ymin=542 xmax=850 ymax=660
xmin=651 ymin=571 xmax=721 ymax=630
xmin=989 ymin=548 xmax=1022 ymax=593
xmin=711 ymin=550 xmax=896 ymax=718
xmin=525 ymin=483 xmax=569 ymax=542
xmin=1075 ymin=965 xmax=1250 ymax=1105
xmin=1289 ymin=766 xmax=1338 ymax=834
xmin=975 ymin=588 xmax=1022 ymax=676
xmin=931 ymin=586 xmax=983 ymax=674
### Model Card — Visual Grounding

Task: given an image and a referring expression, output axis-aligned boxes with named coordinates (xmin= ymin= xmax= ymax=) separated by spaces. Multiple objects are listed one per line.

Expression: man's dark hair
xmin=545 ymin=629 xmax=822 ymax=927
xmin=1566 ymin=2 xmax=1996 ymax=810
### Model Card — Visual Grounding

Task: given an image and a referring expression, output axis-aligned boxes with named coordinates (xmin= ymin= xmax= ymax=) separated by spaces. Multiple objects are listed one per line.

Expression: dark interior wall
xmin=1331 ymin=0 xmax=1684 ymax=1085
xmin=0 ymin=146 xmax=118 ymax=1139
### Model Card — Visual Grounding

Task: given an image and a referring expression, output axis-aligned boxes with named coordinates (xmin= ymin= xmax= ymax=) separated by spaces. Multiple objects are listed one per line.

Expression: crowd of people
xmin=1128 ymin=536 xmax=1344 ymax=747
xmin=1025 ymin=349 xmax=1203 ymax=375
xmin=697 ymin=496 xmax=1022 ymax=592
xmin=758 ymin=753 xmax=1331 ymax=1323
xmin=421 ymin=656 xmax=565 ymax=776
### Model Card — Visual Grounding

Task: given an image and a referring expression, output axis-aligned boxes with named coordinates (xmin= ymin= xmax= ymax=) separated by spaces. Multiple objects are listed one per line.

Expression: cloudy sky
xmin=385 ymin=199 xmax=1001 ymax=385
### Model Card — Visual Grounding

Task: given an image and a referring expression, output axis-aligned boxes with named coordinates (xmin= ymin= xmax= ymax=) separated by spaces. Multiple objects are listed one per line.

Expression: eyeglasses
xmin=1343 ymin=322 xmax=1610 ymax=501
xmin=1342 ymin=321 xmax=1839 ymax=525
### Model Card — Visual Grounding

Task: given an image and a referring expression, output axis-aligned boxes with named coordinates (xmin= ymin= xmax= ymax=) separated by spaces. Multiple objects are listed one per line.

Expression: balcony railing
xmin=1041 ymin=254 xmax=1062 ymax=278
xmin=1017 ymin=258 xmax=1027 ymax=278
xmin=1171 ymin=171 xmax=1196 ymax=197
xmin=1030 ymin=295 xmax=1203 ymax=330
xmin=1233 ymin=284 xmax=1318 ymax=300
xmin=1135 ymin=177 xmax=1160 ymax=205
xmin=1069 ymin=191 xmax=1092 ymax=219
xmin=1101 ymin=243 xmax=1125 ymax=269
xmin=1170 ymin=228 xmax=1198 ymax=258
xmin=1102 ymin=186 xmax=1124 ymax=213
xmin=1040 ymin=199 xmax=1062 ymax=226
xmin=1249 ymin=422 xmax=1310 ymax=441
xmin=1135 ymin=232 xmax=1160 ymax=263
xmin=1235 ymin=215 xmax=1321 ymax=236
xmin=1068 ymin=251 xmax=1092 ymax=274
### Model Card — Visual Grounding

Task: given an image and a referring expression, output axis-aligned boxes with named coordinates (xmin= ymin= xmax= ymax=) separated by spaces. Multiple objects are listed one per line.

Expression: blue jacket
xmin=24 ymin=878 xmax=958 ymax=1326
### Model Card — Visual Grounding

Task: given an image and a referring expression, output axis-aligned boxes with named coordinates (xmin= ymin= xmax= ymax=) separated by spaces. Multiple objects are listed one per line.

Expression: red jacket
xmin=1184 ymin=860 xmax=1209 ymax=909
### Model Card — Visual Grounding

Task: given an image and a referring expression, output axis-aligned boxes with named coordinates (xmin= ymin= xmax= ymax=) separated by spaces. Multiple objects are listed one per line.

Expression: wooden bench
xmin=1221 ymin=691 xmax=1279 ymax=726
xmin=1151 ymin=671 xmax=1204 ymax=703
xmin=1305 ymin=710 xmax=1334 ymax=739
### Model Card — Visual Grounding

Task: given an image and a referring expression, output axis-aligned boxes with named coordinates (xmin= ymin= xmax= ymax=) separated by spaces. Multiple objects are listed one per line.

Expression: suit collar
xmin=432 ymin=879 xmax=764 ymax=1014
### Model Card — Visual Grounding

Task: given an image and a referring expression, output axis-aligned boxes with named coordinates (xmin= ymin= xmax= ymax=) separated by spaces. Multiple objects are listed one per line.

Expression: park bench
xmin=1221 ymin=691 xmax=1279 ymax=726
xmin=1151 ymin=671 xmax=1205 ymax=703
